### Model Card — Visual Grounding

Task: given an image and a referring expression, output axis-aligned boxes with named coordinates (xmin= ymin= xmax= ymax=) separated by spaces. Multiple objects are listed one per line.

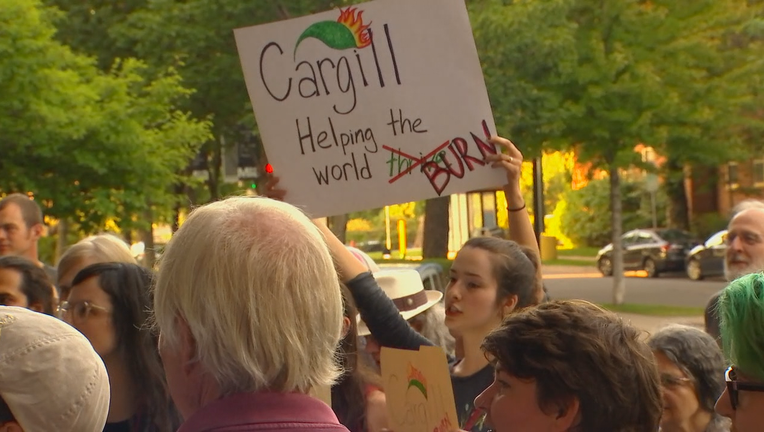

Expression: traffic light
xmin=265 ymin=163 xmax=274 ymax=174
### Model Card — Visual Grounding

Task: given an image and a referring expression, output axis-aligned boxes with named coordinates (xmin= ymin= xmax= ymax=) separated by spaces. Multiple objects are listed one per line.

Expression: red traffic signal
xmin=265 ymin=163 xmax=274 ymax=174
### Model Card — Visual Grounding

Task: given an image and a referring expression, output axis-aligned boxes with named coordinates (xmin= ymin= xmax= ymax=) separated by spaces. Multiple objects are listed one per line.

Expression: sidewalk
xmin=617 ymin=313 xmax=704 ymax=336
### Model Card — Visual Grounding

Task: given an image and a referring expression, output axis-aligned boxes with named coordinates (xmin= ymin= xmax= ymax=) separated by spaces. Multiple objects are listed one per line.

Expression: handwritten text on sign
xmin=234 ymin=0 xmax=504 ymax=217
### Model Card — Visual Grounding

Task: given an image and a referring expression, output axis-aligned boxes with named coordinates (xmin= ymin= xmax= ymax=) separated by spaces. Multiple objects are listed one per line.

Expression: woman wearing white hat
xmin=356 ymin=268 xmax=446 ymax=368
xmin=265 ymin=134 xmax=542 ymax=432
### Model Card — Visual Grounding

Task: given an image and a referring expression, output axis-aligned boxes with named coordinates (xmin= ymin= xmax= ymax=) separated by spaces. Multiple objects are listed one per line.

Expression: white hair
xmin=154 ymin=197 xmax=343 ymax=395
xmin=57 ymin=233 xmax=136 ymax=271
xmin=409 ymin=303 xmax=455 ymax=357
xmin=731 ymin=200 xmax=764 ymax=218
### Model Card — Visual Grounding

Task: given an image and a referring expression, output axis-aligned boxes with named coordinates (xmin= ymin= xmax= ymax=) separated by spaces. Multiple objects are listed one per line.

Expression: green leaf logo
xmin=294 ymin=7 xmax=371 ymax=57
xmin=407 ymin=363 xmax=428 ymax=400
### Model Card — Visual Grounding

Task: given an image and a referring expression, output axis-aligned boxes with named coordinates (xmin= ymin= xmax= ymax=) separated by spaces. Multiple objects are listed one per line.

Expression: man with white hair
xmin=0 ymin=306 xmax=110 ymax=431
xmin=705 ymin=199 xmax=764 ymax=341
xmin=154 ymin=197 xmax=348 ymax=432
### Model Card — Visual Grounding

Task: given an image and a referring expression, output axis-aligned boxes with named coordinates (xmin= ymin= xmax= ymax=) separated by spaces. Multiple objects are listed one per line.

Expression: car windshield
xmin=656 ymin=229 xmax=693 ymax=241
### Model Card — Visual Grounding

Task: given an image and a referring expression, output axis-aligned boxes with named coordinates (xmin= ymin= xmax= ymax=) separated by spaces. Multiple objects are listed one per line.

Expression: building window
xmin=642 ymin=147 xmax=656 ymax=164
xmin=727 ymin=162 xmax=739 ymax=189
xmin=754 ymin=160 xmax=764 ymax=186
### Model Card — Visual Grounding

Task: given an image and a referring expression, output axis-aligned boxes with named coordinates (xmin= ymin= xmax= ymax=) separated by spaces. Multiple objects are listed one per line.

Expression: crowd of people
xmin=1 ymin=135 xmax=764 ymax=432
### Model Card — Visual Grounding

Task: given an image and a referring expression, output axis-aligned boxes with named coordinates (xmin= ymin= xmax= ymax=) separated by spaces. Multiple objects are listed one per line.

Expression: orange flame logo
xmin=337 ymin=7 xmax=371 ymax=49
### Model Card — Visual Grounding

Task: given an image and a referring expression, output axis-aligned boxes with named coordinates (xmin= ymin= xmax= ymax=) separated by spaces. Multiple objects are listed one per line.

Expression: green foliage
xmin=692 ymin=212 xmax=729 ymax=240
xmin=1 ymin=0 xmax=211 ymax=233
xmin=560 ymin=178 xmax=666 ymax=247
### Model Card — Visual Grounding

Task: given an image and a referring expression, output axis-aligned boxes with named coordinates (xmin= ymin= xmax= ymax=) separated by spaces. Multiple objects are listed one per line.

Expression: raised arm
xmin=486 ymin=137 xmax=544 ymax=302
xmin=486 ymin=136 xmax=539 ymax=253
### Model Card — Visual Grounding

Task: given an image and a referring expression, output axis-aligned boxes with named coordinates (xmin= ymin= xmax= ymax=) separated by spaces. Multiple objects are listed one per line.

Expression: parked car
xmin=686 ymin=230 xmax=727 ymax=281
xmin=596 ymin=229 xmax=700 ymax=278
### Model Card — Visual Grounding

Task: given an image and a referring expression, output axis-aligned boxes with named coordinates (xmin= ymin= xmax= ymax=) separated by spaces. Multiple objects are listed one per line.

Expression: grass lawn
xmin=367 ymin=248 xmax=422 ymax=261
xmin=542 ymin=258 xmax=597 ymax=267
xmin=600 ymin=303 xmax=705 ymax=317
xmin=557 ymin=247 xmax=600 ymax=257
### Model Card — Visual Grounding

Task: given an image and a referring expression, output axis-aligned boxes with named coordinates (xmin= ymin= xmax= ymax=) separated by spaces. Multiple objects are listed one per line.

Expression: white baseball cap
xmin=0 ymin=306 xmax=110 ymax=431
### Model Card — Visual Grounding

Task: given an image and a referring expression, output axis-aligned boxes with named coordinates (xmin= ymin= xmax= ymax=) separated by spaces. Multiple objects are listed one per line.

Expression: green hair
xmin=719 ymin=272 xmax=764 ymax=380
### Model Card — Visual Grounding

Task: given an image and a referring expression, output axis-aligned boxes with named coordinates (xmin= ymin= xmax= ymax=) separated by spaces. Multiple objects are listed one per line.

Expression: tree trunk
xmin=665 ymin=159 xmax=690 ymax=230
xmin=207 ymin=137 xmax=223 ymax=202
xmin=414 ymin=215 xmax=425 ymax=249
xmin=139 ymin=206 xmax=156 ymax=269
xmin=423 ymin=196 xmax=450 ymax=259
xmin=172 ymin=182 xmax=184 ymax=233
xmin=329 ymin=214 xmax=349 ymax=244
xmin=55 ymin=219 xmax=69 ymax=264
xmin=610 ymin=164 xmax=626 ymax=305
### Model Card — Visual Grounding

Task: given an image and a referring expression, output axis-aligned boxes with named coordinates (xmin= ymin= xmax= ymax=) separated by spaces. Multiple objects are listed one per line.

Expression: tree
xmin=423 ymin=197 xmax=450 ymax=258
xmin=1 ymin=0 xmax=210 ymax=236
xmin=58 ymin=0 xmax=341 ymax=201
xmin=471 ymin=0 xmax=759 ymax=303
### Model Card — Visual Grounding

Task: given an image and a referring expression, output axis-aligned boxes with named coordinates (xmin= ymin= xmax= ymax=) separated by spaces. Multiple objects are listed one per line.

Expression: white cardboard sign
xmin=234 ymin=0 xmax=504 ymax=217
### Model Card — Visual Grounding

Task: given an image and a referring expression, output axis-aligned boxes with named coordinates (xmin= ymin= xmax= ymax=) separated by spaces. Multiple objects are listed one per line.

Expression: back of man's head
xmin=0 ymin=306 xmax=110 ymax=431
xmin=154 ymin=197 xmax=343 ymax=397
xmin=0 ymin=256 xmax=55 ymax=315
xmin=0 ymin=194 xmax=43 ymax=229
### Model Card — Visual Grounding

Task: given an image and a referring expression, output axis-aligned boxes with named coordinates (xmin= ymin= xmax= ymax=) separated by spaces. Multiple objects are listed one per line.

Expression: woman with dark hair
xmin=332 ymin=285 xmax=387 ymax=432
xmin=648 ymin=325 xmax=730 ymax=432
xmin=59 ymin=262 xmax=179 ymax=432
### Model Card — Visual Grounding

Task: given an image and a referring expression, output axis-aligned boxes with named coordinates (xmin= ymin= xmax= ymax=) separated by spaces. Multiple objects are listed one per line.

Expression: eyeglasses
xmin=57 ymin=300 xmax=110 ymax=322
xmin=725 ymin=366 xmax=764 ymax=410
xmin=660 ymin=373 xmax=692 ymax=388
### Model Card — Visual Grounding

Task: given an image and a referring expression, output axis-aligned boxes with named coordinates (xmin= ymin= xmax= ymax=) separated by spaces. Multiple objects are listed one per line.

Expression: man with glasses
xmin=0 ymin=256 xmax=56 ymax=316
xmin=0 ymin=194 xmax=56 ymax=284
xmin=0 ymin=306 xmax=110 ymax=431
xmin=704 ymin=200 xmax=764 ymax=342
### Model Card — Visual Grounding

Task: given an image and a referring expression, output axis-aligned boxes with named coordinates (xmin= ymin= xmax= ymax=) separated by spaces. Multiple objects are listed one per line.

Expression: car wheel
xmin=598 ymin=256 xmax=613 ymax=276
xmin=644 ymin=258 xmax=659 ymax=278
xmin=687 ymin=258 xmax=703 ymax=281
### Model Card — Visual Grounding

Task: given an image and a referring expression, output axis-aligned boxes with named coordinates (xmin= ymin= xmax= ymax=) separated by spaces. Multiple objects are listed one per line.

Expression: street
xmin=543 ymin=266 xmax=726 ymax=308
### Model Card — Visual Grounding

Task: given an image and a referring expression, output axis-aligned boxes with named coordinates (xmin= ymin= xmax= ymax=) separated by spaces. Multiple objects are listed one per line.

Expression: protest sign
xmin=234 ymin=0 xmax=504 ymax=217
xmin=380 ymin=345 xmax=458 ymax=432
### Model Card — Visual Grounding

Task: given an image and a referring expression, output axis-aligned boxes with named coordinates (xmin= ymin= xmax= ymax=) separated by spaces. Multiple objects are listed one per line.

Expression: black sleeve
xmin=345 ymin=271 xmax=434 ymax=350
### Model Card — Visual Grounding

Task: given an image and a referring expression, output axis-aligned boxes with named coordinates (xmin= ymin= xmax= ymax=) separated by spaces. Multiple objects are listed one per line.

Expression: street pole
xmin=384 ymin=205 xmax=392 ymax=251
xmin=532 ymin=156 xmax=544 ymax=246
xmin=651 ymin=191 xmax=658 ymax=229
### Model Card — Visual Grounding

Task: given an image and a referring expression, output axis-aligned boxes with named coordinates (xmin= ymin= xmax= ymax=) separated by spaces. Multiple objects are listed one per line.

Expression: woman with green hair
xmin=715 ymin=272 xmax=764 ymax=432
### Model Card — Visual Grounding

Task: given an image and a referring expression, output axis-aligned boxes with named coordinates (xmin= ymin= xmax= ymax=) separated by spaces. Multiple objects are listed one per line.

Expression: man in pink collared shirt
xmin=153 ymin=197 xmax=349 ymax=432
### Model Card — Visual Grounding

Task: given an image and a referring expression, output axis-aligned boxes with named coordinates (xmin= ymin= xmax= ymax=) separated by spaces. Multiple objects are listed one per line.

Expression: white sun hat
xmin=357 ymin=269 xmax=443 ymax=337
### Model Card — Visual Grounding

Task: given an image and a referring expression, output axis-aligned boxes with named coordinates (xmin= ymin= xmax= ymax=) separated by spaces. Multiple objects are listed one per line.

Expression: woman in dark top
xmin=265 ymin=134 xmax=541 ymax=432
xmin=60 ymin=262 xmax=180 ymax=432
xmin=341 ymin=238 xmax=539 ymax=431
xmin=332 ymin=284 xmax=388 ymax=432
